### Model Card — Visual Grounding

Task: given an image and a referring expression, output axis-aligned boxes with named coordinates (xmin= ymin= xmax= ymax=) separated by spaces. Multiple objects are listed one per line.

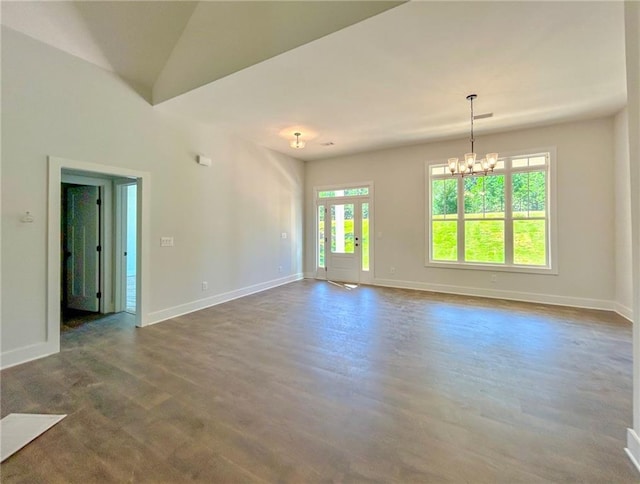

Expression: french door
xmin=316 ymin=193 xmax=371 ymax=284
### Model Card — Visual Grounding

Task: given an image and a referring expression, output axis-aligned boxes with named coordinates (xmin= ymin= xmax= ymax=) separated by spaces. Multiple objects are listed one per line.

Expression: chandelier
xmin=448 ymin=94 xmax=498 ymax=177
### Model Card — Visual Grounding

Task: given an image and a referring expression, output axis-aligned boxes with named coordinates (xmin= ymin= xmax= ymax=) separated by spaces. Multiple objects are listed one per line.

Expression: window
xmin=427 ymin=152 xmax=553 ymax=272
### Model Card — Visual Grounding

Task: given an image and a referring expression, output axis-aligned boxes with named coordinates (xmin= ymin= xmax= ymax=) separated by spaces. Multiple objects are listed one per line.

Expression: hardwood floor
xmin=1 ymin=280 xmax=637 ymax=482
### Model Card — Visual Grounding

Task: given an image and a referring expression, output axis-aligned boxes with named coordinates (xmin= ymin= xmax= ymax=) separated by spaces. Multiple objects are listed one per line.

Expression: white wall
xmin=614 ymin=108 xmax=633 ymax=320
xmin=305 ymin=117 xmax=616 ymax=309
xmin=1 ymin=27 xmax=304 ymax=364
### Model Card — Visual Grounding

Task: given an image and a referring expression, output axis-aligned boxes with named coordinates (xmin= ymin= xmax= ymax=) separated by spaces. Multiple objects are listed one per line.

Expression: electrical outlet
xmin=202 ymin=281 xmax=208 ymax=291
xmin=490 ymin=274 xmax=497 ymax=283
xmin=278 ymin=266 xmax=283 ymax=273
xmin=160 ymin=236 xmax=174 ymax=247
xmin=390 ymin=266 xmax=396 ymax=274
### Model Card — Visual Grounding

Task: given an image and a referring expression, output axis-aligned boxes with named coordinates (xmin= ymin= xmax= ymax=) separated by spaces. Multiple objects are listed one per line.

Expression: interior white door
xmin=326 ymin=202 xmax=360 ymax=283
xmin=66 ymin=185 xmax=100 ymax=311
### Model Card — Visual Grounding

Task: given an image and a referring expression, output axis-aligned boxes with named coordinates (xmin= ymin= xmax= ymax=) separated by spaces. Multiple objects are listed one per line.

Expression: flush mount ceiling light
xmin=290 ymin=132 xmax=305 ymax=149
xmin=448 ymin=94 xmax=498 ymax=177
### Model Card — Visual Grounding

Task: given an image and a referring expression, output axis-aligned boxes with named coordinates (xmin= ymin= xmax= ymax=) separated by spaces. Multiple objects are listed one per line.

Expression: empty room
xmin=1 ymin=1 xmax=640 ymax=482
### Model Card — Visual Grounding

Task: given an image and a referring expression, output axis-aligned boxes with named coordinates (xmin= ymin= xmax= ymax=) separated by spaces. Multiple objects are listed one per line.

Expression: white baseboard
xmin=0 ymin=341 xmax=59 ymax=370
xmin=615 ymin=303 xmax=634 ymax=322
xmin=145 ymin=273 xmax=304 ymax=326
xmin=626 ymin=428 xmax=640 ymax=474
xmin=372 ymin=278 xmax=615 ymax=312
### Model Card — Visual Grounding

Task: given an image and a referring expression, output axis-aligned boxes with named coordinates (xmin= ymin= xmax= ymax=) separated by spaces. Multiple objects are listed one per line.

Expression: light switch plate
xmin=160 ymin=237 xmax=174 ymax=247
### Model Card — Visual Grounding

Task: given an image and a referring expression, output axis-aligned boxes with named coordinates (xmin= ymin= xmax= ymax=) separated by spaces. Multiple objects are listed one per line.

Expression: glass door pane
xmin=331 ymin=204 xmax=355 ymax=254
xmin=361 ymin=202 xmax=369 ymax=271
xmin=126 ymin=184 xmax=137 ymax=314
xmin=318 ymin=205 xmax=325 ymax=268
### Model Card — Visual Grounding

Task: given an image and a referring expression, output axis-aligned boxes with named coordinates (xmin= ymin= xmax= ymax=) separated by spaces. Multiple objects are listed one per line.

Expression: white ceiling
xmin=1 ymin=1 xmax=627 ymax=161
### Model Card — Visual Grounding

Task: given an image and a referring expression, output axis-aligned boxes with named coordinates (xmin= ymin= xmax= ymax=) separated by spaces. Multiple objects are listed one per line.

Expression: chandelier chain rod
xmin=469 ymin=95 xmax=474 ymax=154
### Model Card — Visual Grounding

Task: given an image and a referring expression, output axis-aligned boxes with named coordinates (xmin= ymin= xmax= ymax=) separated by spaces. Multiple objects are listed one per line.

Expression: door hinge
xmin=97 ymin=292 xmax=102 ymax=299
xmin=97 ymin=198 xmax=102 ymax=206
xmin=124 ymin=251 xmax=127 ymax=256
xmin=97 ymin=245 xmax=102 ymax=252
xmin=325 ymin=237 xmax=327 ymax=242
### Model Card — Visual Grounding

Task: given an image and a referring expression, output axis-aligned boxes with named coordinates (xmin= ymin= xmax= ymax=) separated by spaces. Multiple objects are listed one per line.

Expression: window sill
xmin=425 ymin=261 xmax=557 ymax=275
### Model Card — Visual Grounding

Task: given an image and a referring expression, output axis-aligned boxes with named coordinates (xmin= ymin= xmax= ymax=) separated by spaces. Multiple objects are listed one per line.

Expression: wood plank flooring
xmin=1 ymin=280 xmax=637 ymax=482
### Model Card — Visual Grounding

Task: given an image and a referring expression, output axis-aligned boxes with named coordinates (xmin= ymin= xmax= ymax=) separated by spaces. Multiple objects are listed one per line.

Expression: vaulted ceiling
xmin=1 ymin=1 xmax=627 ymax=161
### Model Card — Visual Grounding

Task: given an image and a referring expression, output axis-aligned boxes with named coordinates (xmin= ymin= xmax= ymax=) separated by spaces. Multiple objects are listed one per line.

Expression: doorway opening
xmin=315 ymin=183 xmax=373 ymax=284
xmin=59 ymin=170 xmax=140 ymax=332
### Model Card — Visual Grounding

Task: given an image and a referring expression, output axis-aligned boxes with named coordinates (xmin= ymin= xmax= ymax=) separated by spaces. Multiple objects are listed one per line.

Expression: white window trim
xmin=425 ymin=147 xmax=558 ymax=275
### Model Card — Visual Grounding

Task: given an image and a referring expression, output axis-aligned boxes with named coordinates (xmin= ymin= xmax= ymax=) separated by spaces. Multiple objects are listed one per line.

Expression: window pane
xmin=464 ymin=178 xmax=483 ymax=215
xmin=514 ymin=220 xmax=546 ymax=265
xmin=512 ymin=171 xmax=546 ymax=218
xmin=464 ymin=220 xmax=505 ymax=263
xmin=529 ymin=156 xmax=546 ymax=166
xmin=512 ymin=156 xmax=546 ymax=168
xmin=318 ymin=205 xmax=325 ymax=268
xmin=484 ymin=175 xmax=505 ymax=215
xmin=432 ymin=221 xmax=457 ymax=261
xmin=319 ymin=187 xmax=368 ymax=198
xmin=431 ymin=166 xmax=446 ymax=176
xmin=318 ymin=190 xmax=338 ymax=198
xmin=344 ymin=187 xmax=369 ymax=196
xmin=432 ymin=178 xmax=457 ymax=219
xmin=362 ymin=203 xmax=369 ymax=271
xmin=464 ymin=175 xmax=504 ymax=218
xmin=331 ymin=204 xmax=354 ymax=254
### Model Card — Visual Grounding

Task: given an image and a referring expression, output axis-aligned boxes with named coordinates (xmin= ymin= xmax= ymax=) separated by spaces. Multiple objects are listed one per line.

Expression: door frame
xmin=47 ymin=157 xmax=150 ymax=354
xmin=314 ymin=182 xmax=374 ymax=284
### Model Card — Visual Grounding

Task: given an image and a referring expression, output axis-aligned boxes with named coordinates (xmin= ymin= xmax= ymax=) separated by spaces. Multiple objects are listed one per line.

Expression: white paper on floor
xmin=0 ymin=413 xmax=66 ymax=462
